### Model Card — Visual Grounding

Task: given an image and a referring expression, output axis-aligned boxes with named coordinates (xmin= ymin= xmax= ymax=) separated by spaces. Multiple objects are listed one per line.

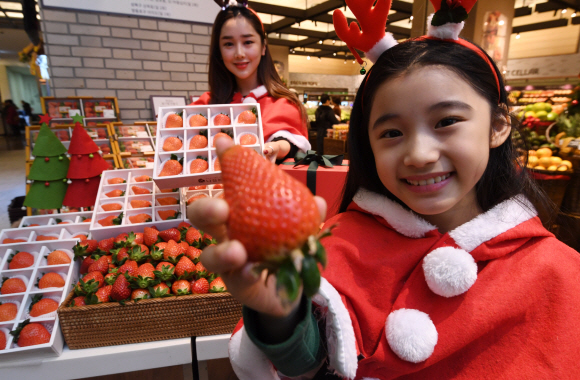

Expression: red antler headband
xmin=333 ymin=0 xmax=501 ymax=100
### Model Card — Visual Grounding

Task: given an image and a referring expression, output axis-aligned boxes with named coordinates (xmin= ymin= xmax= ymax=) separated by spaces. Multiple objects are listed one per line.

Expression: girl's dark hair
xmin=208 ymin=6 xmax=306 ymax=121
xmin=339 ymin=38 xmax=554 ymax=224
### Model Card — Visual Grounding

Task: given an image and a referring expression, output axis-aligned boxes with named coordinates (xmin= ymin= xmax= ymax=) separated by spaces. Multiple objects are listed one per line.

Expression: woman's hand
xmin=263 ymin=140 xmax=291 ymax=163
xmin=188 ymin=138 xmax=327 ymax=318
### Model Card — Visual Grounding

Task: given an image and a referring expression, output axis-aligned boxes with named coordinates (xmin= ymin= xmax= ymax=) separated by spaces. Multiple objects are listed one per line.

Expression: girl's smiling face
xmin=368 ymin=66 xmax=508 ymax=232
xmin=219 ymin=15 xmax=265 ymax=91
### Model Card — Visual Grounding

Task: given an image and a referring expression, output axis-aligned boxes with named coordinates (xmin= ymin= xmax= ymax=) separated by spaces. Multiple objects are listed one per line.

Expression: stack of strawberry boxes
xmin=0 ymin=221 xmax=82 ymax=359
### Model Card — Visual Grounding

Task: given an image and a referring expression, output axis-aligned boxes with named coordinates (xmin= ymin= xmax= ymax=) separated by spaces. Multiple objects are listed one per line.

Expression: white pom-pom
xmin=21 ymin=206 xmax=27 ymax=210
xmin=426 ymin=14 xmax=464 ymax=40
xmin=365 ymin=33 xmax=398 ymax=64
xmin=67 ymin=179 xmax=72 ymax=184
xmin=31 ymin=156 xmax=35 ymax=160
xmin=386 ymin=309 xmax=437 ymax=363
xmin=26 ymin=179 xmax=32 ymax=184
xmin=423 ymin=247 xmax=477 ymax=297
xmin=98 ymin=150 xmax=103 ymax=155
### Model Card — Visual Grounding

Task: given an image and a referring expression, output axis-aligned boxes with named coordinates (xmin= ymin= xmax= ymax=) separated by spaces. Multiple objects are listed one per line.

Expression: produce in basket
xmin=67 ymin=225 xmax=226 ymax=305
xmin=219 ymin=144 xmax=328 ymax=301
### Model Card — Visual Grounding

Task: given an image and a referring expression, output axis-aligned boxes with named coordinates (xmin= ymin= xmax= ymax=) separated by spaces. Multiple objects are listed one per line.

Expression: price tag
xmin=145 ymin=162 xmax=155 ymax=168
xmin=95 ymin=106 xmax=105 ymax=112
xmin=103 ymin=109 xmax=116 ymax=118
xmin=59 ymin=106 xmax=71 ymax=113
xmin=136 ymin=131 xmax=149 ymax=138
xmin=140 ymin=145 xmax=154 ymax=153
xmin=68 ymin=109 xmax=81 ymax=117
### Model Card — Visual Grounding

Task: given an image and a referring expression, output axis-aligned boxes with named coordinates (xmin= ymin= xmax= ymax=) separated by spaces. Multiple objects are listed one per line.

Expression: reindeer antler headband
xmin=333 ymin=0 xmax=500 ymax=98
xmin=213 ymin=0 xmax=265 ymax=33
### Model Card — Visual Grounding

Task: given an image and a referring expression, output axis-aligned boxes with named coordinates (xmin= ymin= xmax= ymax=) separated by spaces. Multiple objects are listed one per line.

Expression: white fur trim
xmin=242 ymin=97 xmax=257 ymax=104
xmin=449 ymin=195 xmax=537 ymax=252
xmin=242 ymin=85 xmax=268 ymax=103
xmin=423 ymin=247 xmax=477 ymax=297
xmin=353 ymin=189 xmax=436 ymax=238
xmin=229 ymin=327 xmax=280 ymax=380
xmin=426 ymin=14 xmax=465 ymax=40
xmin=268 ymin=130 xmax=311 ymax=153
xmin=365 ymin=33 xmax=398 ymax=64
xmin=386 ymin=309 xmax=438 ymax=363
xmin=312 ymin=278 xmax=358 ymax=379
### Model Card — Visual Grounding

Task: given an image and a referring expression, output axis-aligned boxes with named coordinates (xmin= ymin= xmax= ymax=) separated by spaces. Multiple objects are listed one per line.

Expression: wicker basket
xmin=57 ymin=291 xmax=242 ymax=349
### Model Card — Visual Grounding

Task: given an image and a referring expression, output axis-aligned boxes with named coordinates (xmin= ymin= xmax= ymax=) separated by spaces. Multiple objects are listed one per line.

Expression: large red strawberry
xmin=213 ymin=114 xmax=231 ymax=126
xmin=87 ymin=256 xmax=110 ymax=275
xmin=191 ymin=278 xmax=209 ymax=294
xmin=131 ymin=263 xmax=156 ymax=288
xmin=184 ymin=227 xmax=202 ymax=245
xmin=212 ymin=130 xmax=233 ymax=147
xmin=144 ymin=227 xmax=160 ymax=246
xmin=10 ymin=320 xmax=51 ymax=347
xmin=189 ymin=130 xmax=208 ymax=149
xmin=159 ymin=228 xmax=181 ymax=242
xmin=189 ymin=114 xmax=208 ymax=127
xmin=73 ymin=239 xmax=98 ymax=258
xmin=165 ymin=112 xmax=183 ymax=128
xmin=97 ymin=237 xmax=115 ymax=254
xmin=220 ymin=145 xmax=328 ymax=300
xmin=171 ymin=280 xmax=191 ymax=296
xmin=8 ymin=251 xmax=34 ymax=269
xmin=162 ymin=240 xmax=183 ymax=264
xmin=209 ymin=277 xmax=227 ymax=293
xmin=185 ymin=246 xmax=202 ymax=264
xmin=111 ymin=247 xmax=129 ymax=265
xmin=131 ymin=288 xmax=150 ymax=301
xmin=154 ymin=262 xmax=175 ymax=281
xmin=110 ymin=274 xmax=131 ymax=301
xmin=174 ymin=256 xmax=196 ymax=280
xmin=149 ymin=282 xmax=171 ymax=298
xmin=159 ymin=154 xmax=183 ymax=177
xmin=189 ymin=156 xmax=208 ymax=173
xmin=79 ymin=255 xmax=96 ymax=274
xmin=237 ymin=109 xmax=257 ymax=124
xmin=117 ymin=260 xmax=139 ymax=277
xmin=162 ymin=136 xmax=183 ymax=152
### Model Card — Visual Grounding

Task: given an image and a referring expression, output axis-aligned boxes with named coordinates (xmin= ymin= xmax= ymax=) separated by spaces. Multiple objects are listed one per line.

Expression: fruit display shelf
xmin=0 ymin=239 xmax=79 ymax=361
xmin=41 ymin=97 xmax=120 ymax=123
xmin=89 ymin=168 xmax=187 ymax=241
xmin=153 ymin=104 xmax=264 ymax=189
xmin=18 ymin=211 xmax=93 ymax=229
xmin=1 ymin=224 xmax=92 ymax=247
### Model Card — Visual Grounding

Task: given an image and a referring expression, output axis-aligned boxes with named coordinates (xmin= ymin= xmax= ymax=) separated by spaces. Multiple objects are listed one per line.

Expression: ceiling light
xmin=307 ymin=56 xmax=310 ymax=60
xmin=318 ymin=40 xmax=323 ymax=44
xmin=562 ymin=9 xmax=567 ymax=14
xmin=499 ymin=20 xmax=505 ymax=26
xmin=332 ymin=40 xmax=336 ymax=44
xmin=333 ymin=52 xmax=336 ymax=56
xmin=410 ymin=16 xmax=414 ymax=21
xmin=318 ymin=57 xmax=321 ymax=61
xmin=572 ymin=12 xmax=577 ymax=17
xmin=291 ymin=49 xmax=295 ymax=53
xmin=352 ymin=60 xmax=355 ymax=64
xmin=516 ymin=33 xmax=521 ymax=39
xmin=344 ymin=60 xmax=347 ymax=64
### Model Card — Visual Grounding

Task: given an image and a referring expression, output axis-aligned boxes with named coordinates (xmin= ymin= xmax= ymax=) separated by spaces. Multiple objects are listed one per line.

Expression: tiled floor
xmin=0 ymin=136 xmax=26 ymax=230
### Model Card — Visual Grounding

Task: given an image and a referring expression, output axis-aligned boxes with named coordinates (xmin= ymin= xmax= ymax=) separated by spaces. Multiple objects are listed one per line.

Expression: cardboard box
xmin=281 ymin=157 xmax=349 ymax=221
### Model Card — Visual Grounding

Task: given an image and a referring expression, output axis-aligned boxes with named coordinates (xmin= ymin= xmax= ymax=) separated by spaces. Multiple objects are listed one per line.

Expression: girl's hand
xmin=188 ymin=139 xmax=327 ymax=318
xmin=263 ymin=140 xmax=291 ymax=163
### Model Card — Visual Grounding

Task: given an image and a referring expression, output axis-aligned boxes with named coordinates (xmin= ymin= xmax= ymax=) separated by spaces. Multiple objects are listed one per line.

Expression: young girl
xmin=189 ymin=1 xmax=580 ymax=379
xmin=194 ymin=1 xmax=310 ymax=163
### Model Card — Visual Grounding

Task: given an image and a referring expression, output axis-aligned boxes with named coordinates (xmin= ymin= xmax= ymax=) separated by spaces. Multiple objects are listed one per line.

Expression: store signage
xmin=41 ymin=0 xmax=219 ymax=24
xmin=505 ymin=53 xmax=580 ymax=80
xmin=508 ymin=68 xmax=540 ymax=77
xmin=290 ymin=80 xmax=320 ymax=87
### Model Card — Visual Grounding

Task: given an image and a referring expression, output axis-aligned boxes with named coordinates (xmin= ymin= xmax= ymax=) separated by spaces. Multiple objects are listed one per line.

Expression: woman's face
xmin=219 ymin=15 xmax=265 ymax=83
xmin=367 ymin=66 xmax=508 ymax=230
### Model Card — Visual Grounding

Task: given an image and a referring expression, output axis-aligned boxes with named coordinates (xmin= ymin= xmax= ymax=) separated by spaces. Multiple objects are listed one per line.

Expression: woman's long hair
xmin=339 ymin=39 xmax=554 ymax=224
xmin=208 ymin=6 xmax=306 ymax=121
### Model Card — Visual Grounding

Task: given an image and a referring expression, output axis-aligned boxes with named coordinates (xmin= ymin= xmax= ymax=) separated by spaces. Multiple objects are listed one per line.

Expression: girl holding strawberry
xmin=193 ymin=1 xmax=310 ymax=163
xmin=189 ymin=0 xmax=580 ymax=379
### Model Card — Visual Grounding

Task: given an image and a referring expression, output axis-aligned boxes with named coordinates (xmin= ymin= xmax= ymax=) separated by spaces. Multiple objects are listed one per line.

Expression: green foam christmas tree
xmin=23 ymin=114 xmax=70 ymax=210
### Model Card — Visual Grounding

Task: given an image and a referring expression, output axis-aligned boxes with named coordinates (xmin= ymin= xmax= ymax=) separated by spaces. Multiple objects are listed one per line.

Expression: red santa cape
xmin=193 ymin=85 xmax=310 ymax=153
xmin=229 ymin=190 xmax=580 ymax=379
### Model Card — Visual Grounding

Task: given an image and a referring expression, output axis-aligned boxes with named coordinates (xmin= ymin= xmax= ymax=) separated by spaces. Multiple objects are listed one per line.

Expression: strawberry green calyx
xmin=128 ymin=245 xmax=148 ymax=263
xmin=28 ymin=294 xmax=43 ymax=312
xmin=199 ymin=129 xmax=208 ymax=137
xmin=166 ymin=211 xmax=182 ymax=221
xmin=221 ymin=129 xmax=234 ymax=138
xmin=149 ymin=246 xmax=165 ymax=261
xmin=153 ymin=265 xmax=175 ymax=282
xmin=9 ymin=319 xmax=31 ymax=342
xmin=130 ymin=275 xmax=157 ymax=289
xmin=251 ymin=107 xmax=257 ymax=116
xmin=149 ymin=284 xmax=171 ymax=298
xmin=74 ymin=278 xmax=100 ymax=296
xmin=112 ymin=212 xmax=123 ymax=225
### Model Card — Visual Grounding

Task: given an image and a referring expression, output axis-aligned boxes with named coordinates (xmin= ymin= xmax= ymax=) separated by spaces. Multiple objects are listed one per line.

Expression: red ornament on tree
xmin=572 ymin=100 xmax=578 ymax=106
xmin=45 ymin=182 xmax=50 ymax=187
xmin=45 ymin=157 xmax=50 ymax=162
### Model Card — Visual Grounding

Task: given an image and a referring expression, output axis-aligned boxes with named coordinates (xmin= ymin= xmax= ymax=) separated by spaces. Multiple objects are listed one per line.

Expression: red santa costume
xmin=193 ymin=86 xmax=311 ymax=153
xmin=229 ymin=190 xmax=580 ymax=379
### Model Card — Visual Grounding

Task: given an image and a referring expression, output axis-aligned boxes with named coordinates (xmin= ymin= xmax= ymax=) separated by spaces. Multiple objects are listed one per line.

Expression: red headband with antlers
xmin=333 ymin=0 xmax=500 ymax=99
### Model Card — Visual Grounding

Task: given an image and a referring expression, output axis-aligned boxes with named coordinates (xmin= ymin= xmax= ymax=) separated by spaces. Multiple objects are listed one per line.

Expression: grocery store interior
xmin=0 ymin=0 xmax=579 ymax=379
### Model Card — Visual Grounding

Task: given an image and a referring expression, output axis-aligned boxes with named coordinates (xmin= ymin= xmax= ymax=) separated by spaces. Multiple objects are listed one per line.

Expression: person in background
xmin=314 ymin=94 xmax=339 ymax=154
xmin=194 ymin=1 xmax=310 ymax=164
xmin=21 ymin=101 xmax=32 ymax=117
xmin=2 ymin=100 xmax=20 ymax=136
xmin=332 ymin=95 xmax=342 ymax=121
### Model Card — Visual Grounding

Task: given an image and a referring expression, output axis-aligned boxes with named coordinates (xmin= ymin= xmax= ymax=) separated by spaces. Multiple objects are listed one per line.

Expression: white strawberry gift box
xmin=153 ymin=104 xmax=265 ymax=189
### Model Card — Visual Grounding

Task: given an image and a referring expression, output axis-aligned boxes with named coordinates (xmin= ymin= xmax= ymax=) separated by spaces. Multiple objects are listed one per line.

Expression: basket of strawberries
xmin=57 ymin=222 xmax=242 ymax=349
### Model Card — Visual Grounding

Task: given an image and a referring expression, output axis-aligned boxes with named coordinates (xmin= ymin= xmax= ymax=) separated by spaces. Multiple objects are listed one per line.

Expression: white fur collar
xmin=352 ymin=190 xmax=537 ymax=251
xmin=449 ymin=195 xmax=537 ymax=252
xmin=242 ymin=85 xmax=268 ymax=103
xmin=353 ymin=189 xmax=436 ymax=238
